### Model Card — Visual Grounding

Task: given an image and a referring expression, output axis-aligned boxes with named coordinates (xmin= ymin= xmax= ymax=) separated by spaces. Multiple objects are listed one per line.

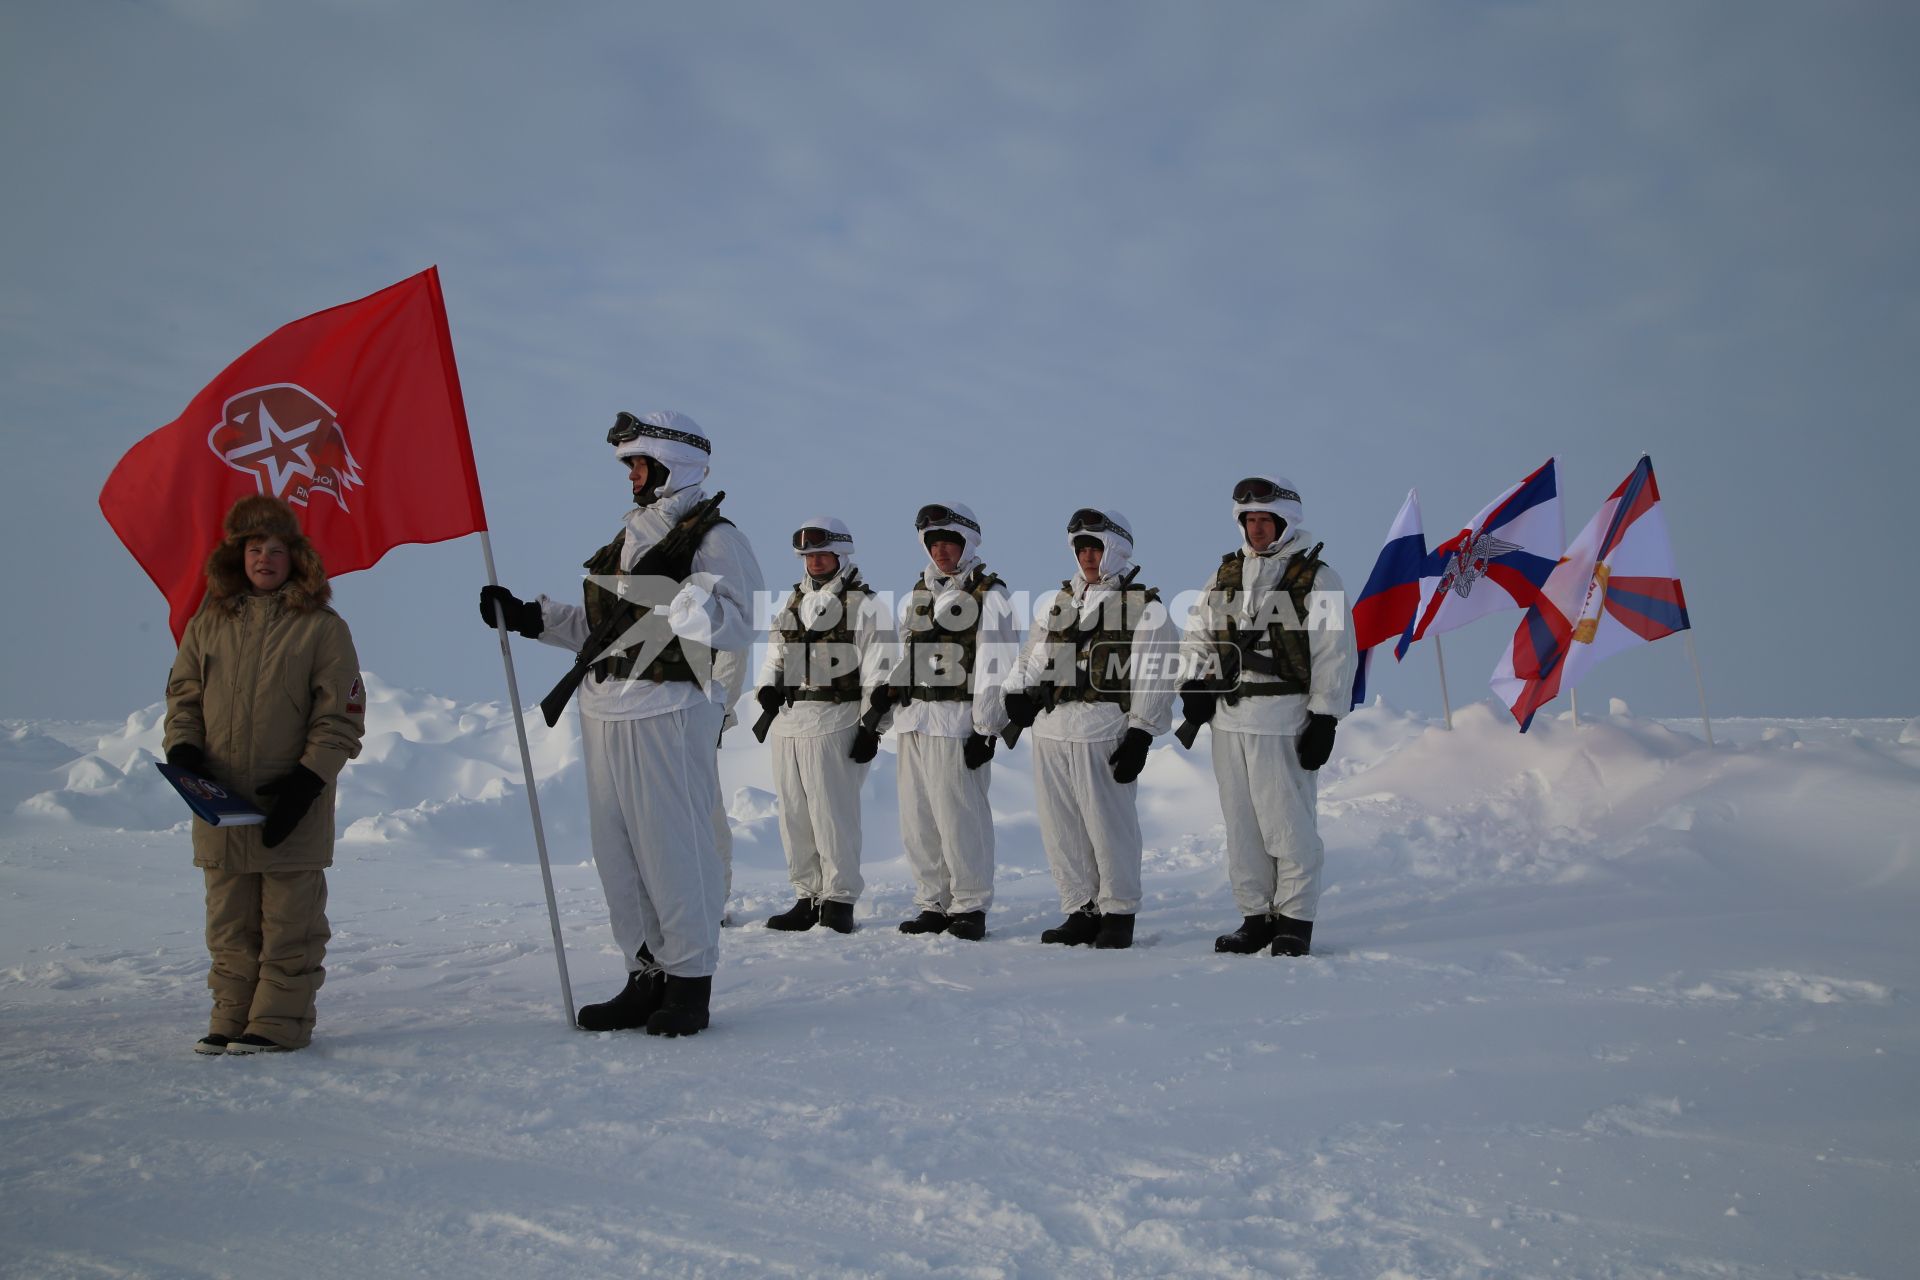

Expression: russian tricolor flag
xmin=1350 ymin=489 xmax=1426 ymax=708
xmin=1492 ymin=455 xmax=1691 ymax=730
xmin=1397 ymin=458 xmax=1564 ymax=658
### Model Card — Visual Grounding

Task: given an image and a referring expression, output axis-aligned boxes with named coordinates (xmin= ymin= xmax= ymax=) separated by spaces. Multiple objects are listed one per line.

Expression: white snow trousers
xmin=582 ymin=702 xmax=727 ymax=977
xmin=713 ymin=798 xmax=733 ymax=904
xmin=896 ymin=731 xmax=995 ymax=914
xmin=773 ymin=725 xmax=868 ymax=904
xmin=1210 ymin=727 xmax=1324 ymax=920
xmin=1033 ymin=735 xmax=1143 ymax=915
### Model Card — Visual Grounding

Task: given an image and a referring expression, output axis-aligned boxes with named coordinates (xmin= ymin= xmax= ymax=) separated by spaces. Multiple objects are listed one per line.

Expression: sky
xmin=3 ymin=0 xmax=1916 ymax=722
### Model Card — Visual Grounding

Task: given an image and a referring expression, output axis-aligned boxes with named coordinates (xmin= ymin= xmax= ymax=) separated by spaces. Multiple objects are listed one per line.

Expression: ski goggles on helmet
xmin=1066 ymin=508 xmax=1132 ymax=543
xmin=1231 ymin=477 xmax=1299 ymax=506
xmin=913 ymin=504 xmax=980 ymax=534
xmin=792 ymin=526 xmax=853 ymax=552
xmin=607 ymin=411 xmax=712 ymax=453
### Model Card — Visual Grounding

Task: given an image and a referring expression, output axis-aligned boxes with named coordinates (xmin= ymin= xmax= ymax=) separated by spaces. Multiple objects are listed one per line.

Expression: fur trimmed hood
xmin=205 ymin=495 xmax=331 ymax=612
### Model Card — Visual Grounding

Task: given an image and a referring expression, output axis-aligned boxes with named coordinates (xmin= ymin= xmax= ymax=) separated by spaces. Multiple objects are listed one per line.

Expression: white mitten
xmin=667 ymin=577 xmax=717 ymax=643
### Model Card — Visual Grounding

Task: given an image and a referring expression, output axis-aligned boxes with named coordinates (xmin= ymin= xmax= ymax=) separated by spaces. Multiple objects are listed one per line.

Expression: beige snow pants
xmin=203 ymin=866 xmax=330 ymax=1048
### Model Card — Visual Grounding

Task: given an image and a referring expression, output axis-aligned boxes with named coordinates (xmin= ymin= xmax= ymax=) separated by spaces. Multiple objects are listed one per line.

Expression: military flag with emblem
xmin=98 ymin=266 xmax=486 ymax=641
xmin=1395 ymin=457 xmax=1564 ymax=661
xmin=1490 ymin=455 xmax=1705 ymax=737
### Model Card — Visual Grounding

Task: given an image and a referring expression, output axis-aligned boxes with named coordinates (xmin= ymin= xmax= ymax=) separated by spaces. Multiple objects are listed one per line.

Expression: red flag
xmin=100 ymin=267 xmax=487 ymax=640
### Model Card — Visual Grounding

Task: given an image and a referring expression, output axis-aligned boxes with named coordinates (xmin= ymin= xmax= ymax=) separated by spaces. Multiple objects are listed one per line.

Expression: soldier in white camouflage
xmin=1176 ymin=476 xmax=1356 ymax=958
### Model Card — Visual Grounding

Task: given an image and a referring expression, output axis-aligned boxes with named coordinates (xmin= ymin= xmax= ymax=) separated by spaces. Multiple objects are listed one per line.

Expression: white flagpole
xmin=480 ymin=531 xmax=576 ymax=1027
xmin=1433 ymin=634 xmax=1454 ymax=730
xmin=1685 ymin=630 xmax=1715 ymax=746
xmin=1570 ymin=687 xmax=1580 ymax=727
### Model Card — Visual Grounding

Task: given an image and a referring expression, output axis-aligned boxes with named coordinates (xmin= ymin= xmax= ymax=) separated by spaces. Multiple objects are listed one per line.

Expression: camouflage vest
xmin=1207 ymin=543 xmax=1325 ymax=696
xmin=773 ymin=572 xmax=869 ymax=703
xmin=580 ymin=504 xmax=732 ymax=685
xmin=1033 ymin=568 xmax=1160 ymax=714
xmin=900 ymin=565 xmax=1005 ymax=703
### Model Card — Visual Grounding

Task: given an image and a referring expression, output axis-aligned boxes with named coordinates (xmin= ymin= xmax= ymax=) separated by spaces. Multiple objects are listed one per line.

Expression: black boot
xmin=1041 ymin=904 xmax=1101 ymax=946
xmin=1268 ymin=915 xmax=1313 ymax=957
xmin=766 ymin=898 xmax=820 ymax=931
xmin=899 ymin=910 xmax=950 ymax=935
xmin=1214 ymin=914 xmax=1278 ymax=955
xmin=817 ymin=900 xmax=856 ymax=934
xmin=577 ymin=964 xmax=665 ymax=1031
xmin=945 ymin=910 xmax=987 ymax=941
xmin=1092 ymin=913 xmax=1135 ymax=950
xmin=645 ymin=974 xmax=713 ymax=1037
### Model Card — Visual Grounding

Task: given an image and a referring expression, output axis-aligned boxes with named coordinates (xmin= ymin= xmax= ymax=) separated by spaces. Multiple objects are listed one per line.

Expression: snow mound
xmin=1322 ymin=700 xmax=1920 ymax=902
xmin=12 ymin=684 xmax=1918 ymax=906
xmin=0 ymin=725 xmax=80 ymax=768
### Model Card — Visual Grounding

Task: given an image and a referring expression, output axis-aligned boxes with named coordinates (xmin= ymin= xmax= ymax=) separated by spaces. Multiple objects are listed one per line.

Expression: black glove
xmin=1179 ymin=681 xmax=1218 ymax=726
xmin=257 ymin=764 xmax=325 ymax=849
xmin=479 ymin=585 xmax=543 ymax=639
xmin=1296 ymin=713 xmax=1337 ymax=771
xmin=867 ymin=684 xmax=897 ymax=717
xmin=849 ymin=725 xmax=881 ymax=764
xmin=165 ymin=742 xmax=209 ymax=777
xmin=1108 ymin=727 xmax=1152 ymax=785
xmin=1003 ymin=690 xmax=1040 ymax=729
xmin=963 ymin=732 xmax=996 ymax=770
xmin=755 ymin=685 xmax=785 ymax=716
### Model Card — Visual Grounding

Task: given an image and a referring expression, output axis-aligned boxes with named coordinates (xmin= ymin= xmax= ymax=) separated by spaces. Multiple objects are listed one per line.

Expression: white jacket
xmin=886 ymin=555 xmax=1020 ymax=739
xmin=1008 ymin=568 xmax=1179 ymax=742
xmin=536 ymin=485 xmax=765 ymax=724
xmin=757 ymin=563 xmax=894 ymax=739
xmin=1177 ymin=525 xmax=1356 ymax=736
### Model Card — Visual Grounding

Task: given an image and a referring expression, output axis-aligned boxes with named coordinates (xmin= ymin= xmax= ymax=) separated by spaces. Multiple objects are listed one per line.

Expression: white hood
xmin=1232 ymin=474 xmax=1304 ymax=539
xmin=1068 ymin=505 xmax=1136 ymax=582
xmin=1247 ymin=522 xmax=1319 ymax=563
xmin=614 ymin=409 xmax=712 ymax=500
xmin=917 ymin=500 xmax=982 ymax=566
xmin=792 ymin=514 xmax=858 ymax=577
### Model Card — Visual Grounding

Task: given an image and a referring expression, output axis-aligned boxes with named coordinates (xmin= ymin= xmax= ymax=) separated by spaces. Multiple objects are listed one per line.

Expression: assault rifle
xmin=538 ymin=492 xmax=727 ymax=728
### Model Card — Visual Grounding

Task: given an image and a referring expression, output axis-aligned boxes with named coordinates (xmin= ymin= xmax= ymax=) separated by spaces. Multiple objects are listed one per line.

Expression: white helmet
xmin=1066 ymin=505 xmax=1136 ymax=580
xmin=608 ymin=410 xmax=712 ymax=504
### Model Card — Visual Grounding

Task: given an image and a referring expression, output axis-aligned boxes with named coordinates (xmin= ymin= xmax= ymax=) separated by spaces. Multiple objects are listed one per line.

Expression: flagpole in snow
xmin=480 ymin=531 xmax=577 ymax=1027
xmin=1570 ymin=688 xmax=1580 ymax=727
xmin=1433 ymin=634 xmax=1454 ymax=730
xmin=1685 ymin=631 xmax=1715 ymax=746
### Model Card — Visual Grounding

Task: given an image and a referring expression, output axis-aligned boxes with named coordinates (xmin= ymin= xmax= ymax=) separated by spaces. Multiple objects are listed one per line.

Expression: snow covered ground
xmin=2 ymin=681 xmax=1915 ymax=1278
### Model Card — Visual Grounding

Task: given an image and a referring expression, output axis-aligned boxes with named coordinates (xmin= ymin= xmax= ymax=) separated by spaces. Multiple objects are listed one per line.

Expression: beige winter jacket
xmin=163 ymin=500 xmax=366 ymax=872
